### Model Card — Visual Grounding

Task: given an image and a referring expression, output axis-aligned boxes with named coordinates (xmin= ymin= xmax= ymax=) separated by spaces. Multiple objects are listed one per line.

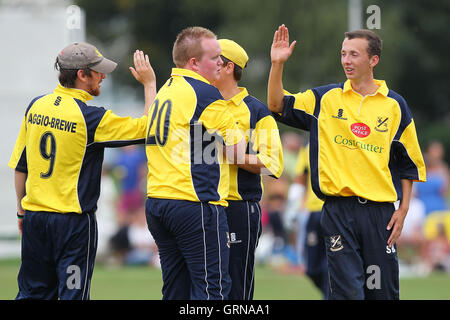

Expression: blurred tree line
xmin=75 ymin=0 xmax=450 ymax=160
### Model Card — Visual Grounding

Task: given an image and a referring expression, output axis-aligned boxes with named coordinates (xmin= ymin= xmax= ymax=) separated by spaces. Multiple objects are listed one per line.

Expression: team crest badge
xmin=330 ymin=235 xmax=344 ymax=252
xmin=375 ymin=117 xmax=388 ymax=132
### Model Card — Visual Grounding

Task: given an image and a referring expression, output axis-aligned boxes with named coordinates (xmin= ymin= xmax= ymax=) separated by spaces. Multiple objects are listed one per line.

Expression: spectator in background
xmin=259 ymin=176 xmax=298 ymax=268
xmin=96 ymin=166 xmax=119 ymax=261
xmin=422 ymin=223 xmax=450 ymax=272
xmin=108 ymin=145 xmax=149 ymax=263
xmin=416 ymin=141 xmax=449 ymax=215
xmin=293 ymin=144 xmax=328 ymax=298
xmin=280 ymin=132 xmax=303 ymax=181
xmin=266 ymin=192 xmax=289 ymax=251
xmin=109 ymin=206 xmax=159 ymax=267
xmin=112 ymin=145 xmax=147 ymax=226
xmin=396 ymin=185 xmax=426 ymax=266
xmin=282 ymin=140 xmax=305 ymax=239
xmin=281 ymin=134 xmax=305 ymax=254
xmin=124 ymin=207 xmax=159 ymax=266
xmin=421 ymin=210 xmax=450 ymax=274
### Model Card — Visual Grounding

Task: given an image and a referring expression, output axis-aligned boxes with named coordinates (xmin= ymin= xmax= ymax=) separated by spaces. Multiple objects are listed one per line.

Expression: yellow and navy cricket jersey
xmin=225 ymin=87 xmax=283 ymax=201
xmin=295 ymin=144 xmax=324 ymax=212
xmin=145 ymin=68 xmax=243 ymax=206
xmin=274 ymin=79 xmax=426 ymax=202
xmin=9 ymin=84 xmax=147 ymax=214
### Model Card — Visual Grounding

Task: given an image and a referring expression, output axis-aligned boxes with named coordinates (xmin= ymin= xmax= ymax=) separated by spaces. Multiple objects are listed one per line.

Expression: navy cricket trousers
xmin=321 ymin=196 xmax=399 ymax=300
xmin=225 ymin=200 xmax=262 ymax=300
xmin=17 ymin=211 xmax=97 ymax=300
xmin=146 ymin=198 xmax=231 ymax=300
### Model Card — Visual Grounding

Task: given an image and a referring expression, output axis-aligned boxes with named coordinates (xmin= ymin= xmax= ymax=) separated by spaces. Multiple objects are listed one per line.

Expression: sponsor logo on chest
xmin=350 ymin=122 xmax=371 ymax=138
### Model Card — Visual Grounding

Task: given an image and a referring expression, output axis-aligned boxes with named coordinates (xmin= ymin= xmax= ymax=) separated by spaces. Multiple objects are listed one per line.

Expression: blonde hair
xmin=172 ymin=26 xmax=217 ymax=67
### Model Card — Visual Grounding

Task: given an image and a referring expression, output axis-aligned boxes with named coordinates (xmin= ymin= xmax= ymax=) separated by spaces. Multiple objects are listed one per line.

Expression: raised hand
xmin=271 ymin=24 xmax=297 ymax=64
xmin=129 ymin=50 xmax=156 ymax=86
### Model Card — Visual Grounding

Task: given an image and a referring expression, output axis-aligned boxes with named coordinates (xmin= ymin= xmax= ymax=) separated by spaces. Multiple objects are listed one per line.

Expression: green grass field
xmin=1 ymin=258 xmax=449 ymax=300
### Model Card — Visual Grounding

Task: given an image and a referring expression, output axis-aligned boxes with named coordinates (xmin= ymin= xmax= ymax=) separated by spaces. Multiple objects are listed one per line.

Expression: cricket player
xmin=212 ymin=39 xmax=283 ymax=300
xmin=268 ymin=25 xmax=426 ymax=299
xmin=144 ymin=27 xmax=245 ymax=300
xmin=9 ymin=43 xmax=156 ymax=300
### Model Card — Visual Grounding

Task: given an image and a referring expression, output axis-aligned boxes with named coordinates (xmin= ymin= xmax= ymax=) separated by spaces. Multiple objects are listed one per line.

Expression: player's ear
xmin=77 ymin=69 xmax=89 ymax=83
xmin=226 ymin=62 xmax=235 ymax=75
xmin=188 ymin=57 xmax=199 ymax=72
xmin=369 ymin=55 xmax=379 ymax=69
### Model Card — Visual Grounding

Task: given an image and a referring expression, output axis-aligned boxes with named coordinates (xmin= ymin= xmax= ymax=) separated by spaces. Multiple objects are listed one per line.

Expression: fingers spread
xmin=134 ymin=50 xmax=145 ymax=70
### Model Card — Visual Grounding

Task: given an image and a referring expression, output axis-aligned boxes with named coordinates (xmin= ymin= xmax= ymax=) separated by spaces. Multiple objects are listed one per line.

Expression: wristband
xmin=17 ymin=212 xmax=24 ymax=219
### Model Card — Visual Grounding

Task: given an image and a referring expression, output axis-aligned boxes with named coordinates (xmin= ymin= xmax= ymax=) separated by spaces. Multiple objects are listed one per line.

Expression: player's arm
xmin=93 ymin=51 xmax=155 ymax=147
xmin=236 ymin=154 xmax=265 ymax=174
xmin=201 ymin=101 xmax=246 ymax=165
xmin=237 ymin=116 xmax=283 ymax=176
xmin=8 ymin=115 xmax=28 ymax=234
xmin=93 ymin=110 xmax=148 ymax=147
xmin=14 ymin=170 xmax=27 ymax=235
xmin=129 ymin=50 xmax=157 ymax=115
xmin=386 ymin=102 xmax=426 ymax=247
xmin=15 ymin=170 xmax=26 ymax=215
xmin=268 ymin=24 xmax=296 ymax=113
xmin=387 ymin=179 xmax=413 ymax=247
xmin=224 ymin=137 xmax=246 ymax=165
